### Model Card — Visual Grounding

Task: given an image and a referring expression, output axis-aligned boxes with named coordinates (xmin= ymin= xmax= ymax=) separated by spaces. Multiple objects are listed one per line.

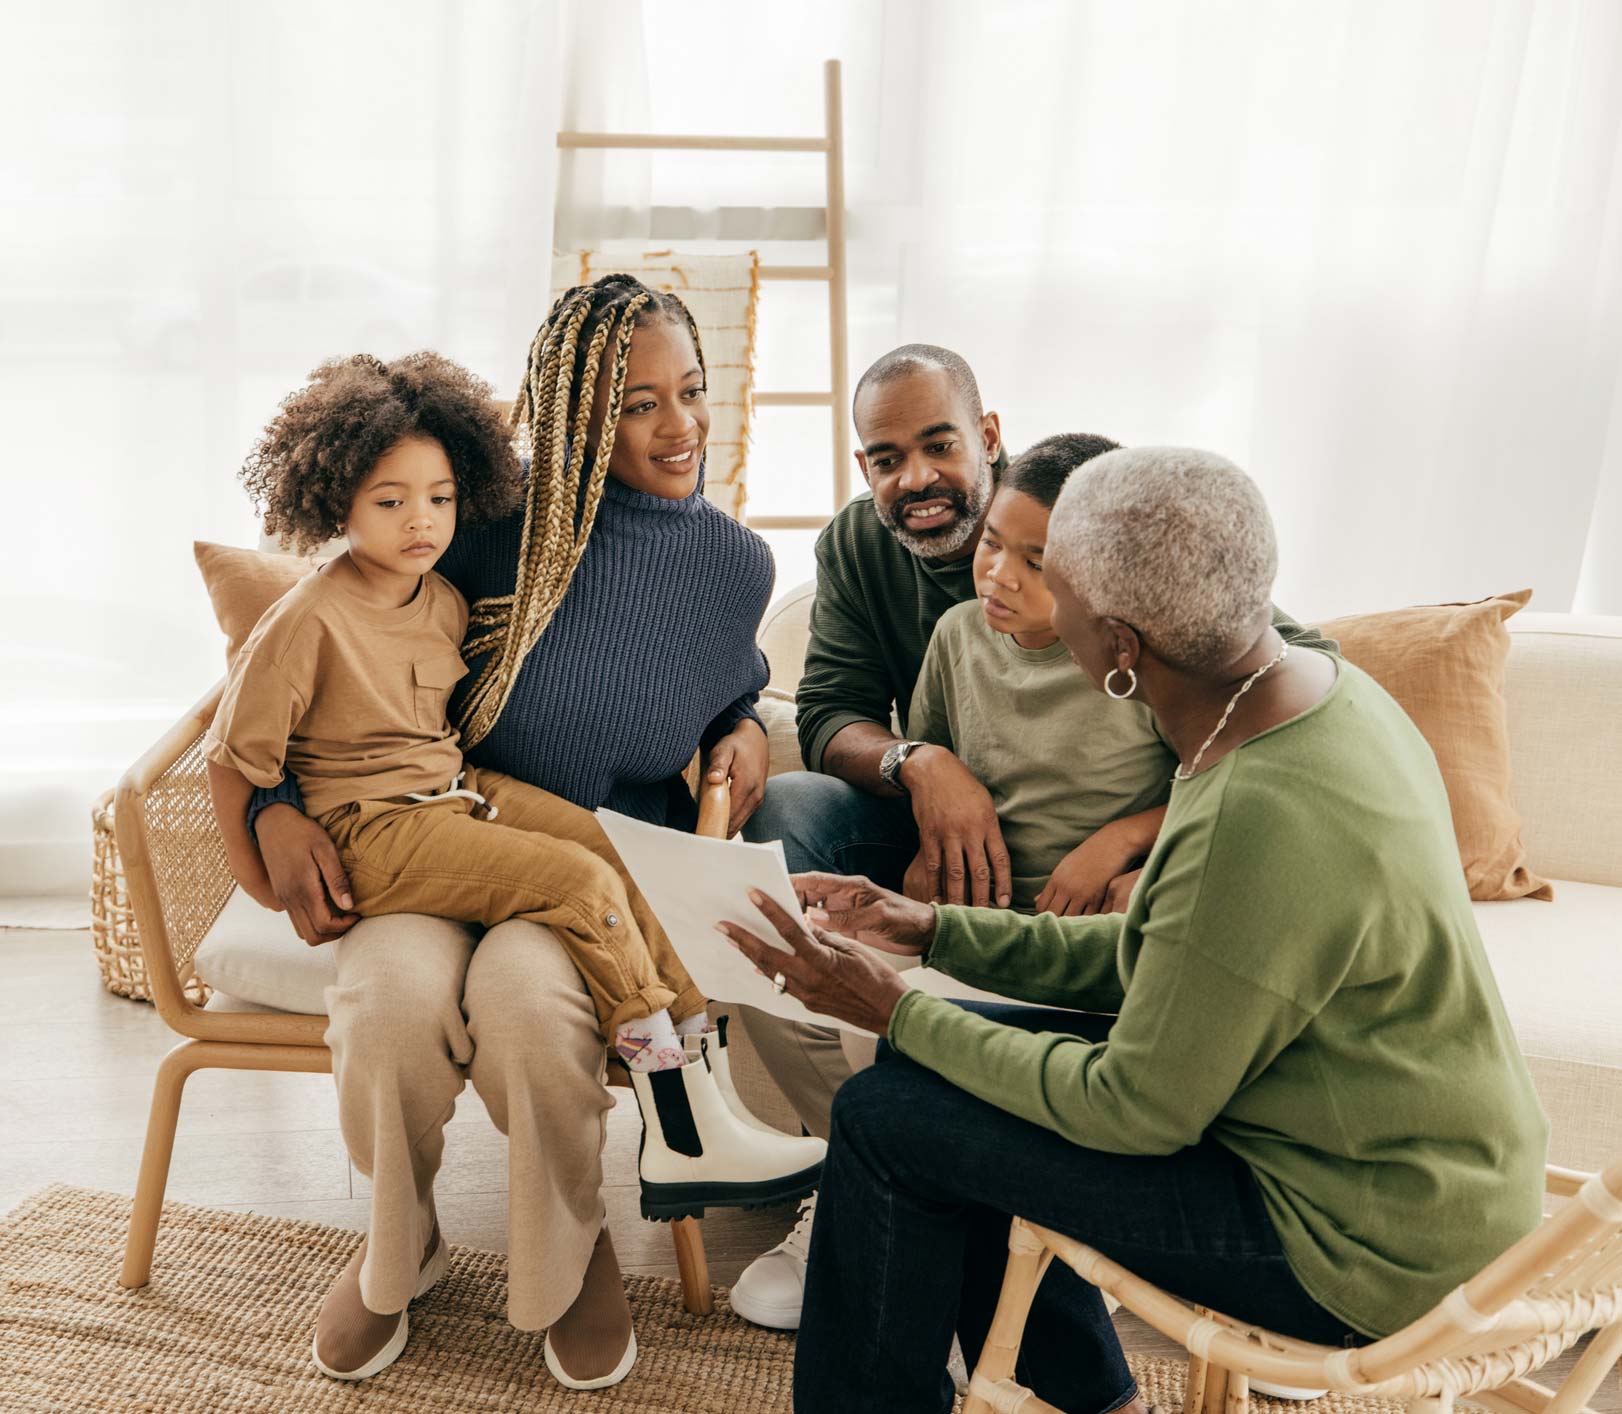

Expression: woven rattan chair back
xmin=964 ymin=1163 xmax=1622 ymax=1414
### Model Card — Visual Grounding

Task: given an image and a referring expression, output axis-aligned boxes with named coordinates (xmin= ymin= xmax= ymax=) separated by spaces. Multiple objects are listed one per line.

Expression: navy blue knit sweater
xmin=249 ymin=470 xmax=773 ymax=829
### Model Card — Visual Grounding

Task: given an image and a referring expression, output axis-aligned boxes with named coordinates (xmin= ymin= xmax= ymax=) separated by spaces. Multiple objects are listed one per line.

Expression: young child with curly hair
xmin=204 ymin=351 xmax=708 ymax=1075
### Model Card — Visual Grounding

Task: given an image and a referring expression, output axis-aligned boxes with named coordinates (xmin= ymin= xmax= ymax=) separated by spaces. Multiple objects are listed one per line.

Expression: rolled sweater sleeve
xmin=796 ymin=528 xmax=897 ymax=772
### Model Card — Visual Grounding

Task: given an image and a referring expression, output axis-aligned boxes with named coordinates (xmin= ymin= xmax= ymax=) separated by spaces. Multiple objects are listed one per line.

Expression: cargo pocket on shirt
xmin=413 ymin=654 xmax=469 ymax=731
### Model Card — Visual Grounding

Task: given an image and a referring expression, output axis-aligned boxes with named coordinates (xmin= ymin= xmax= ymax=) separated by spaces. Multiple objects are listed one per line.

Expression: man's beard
xmin=874 ymin=459 xmax=995 ymax=559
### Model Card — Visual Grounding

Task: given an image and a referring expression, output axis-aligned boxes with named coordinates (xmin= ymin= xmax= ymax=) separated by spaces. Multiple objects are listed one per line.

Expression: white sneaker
xmin=728 ymin=1194 xmax=816 ymax=1330
xmin=629 ymin=1058 xmax=824 ymax=1221
xmin=1249 ymin=1383 xmax=1329 ymax=1401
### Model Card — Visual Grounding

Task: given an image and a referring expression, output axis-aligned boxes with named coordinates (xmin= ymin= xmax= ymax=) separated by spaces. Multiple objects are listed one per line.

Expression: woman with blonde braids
xmin=245 ymin=275 xmax=816 ymax=1390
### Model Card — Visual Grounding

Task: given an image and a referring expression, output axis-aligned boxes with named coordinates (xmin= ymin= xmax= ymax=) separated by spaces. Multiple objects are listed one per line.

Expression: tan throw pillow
xmin=194 ymin=541 xmax=318 ymax=662
xmin=1316 ymin=590 xmax=1552 ymax=902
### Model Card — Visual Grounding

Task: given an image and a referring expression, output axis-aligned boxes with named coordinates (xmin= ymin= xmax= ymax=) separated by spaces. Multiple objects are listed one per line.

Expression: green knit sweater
xmin=888 ymin=658 xmax=1548 ymax=1338
xmin=795 ymin=492 xmax=1339 ymax=771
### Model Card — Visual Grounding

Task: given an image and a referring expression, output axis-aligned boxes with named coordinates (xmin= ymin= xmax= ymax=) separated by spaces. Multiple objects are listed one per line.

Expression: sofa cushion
xmin=193 ymin=886 xmax=336 ymax=1016
xmin=1316 ymin=591 xmax=1549 ymax=902
xmin=758 ymin=582 xmax=816 ymax=698
xmin=758 ymin=691 xmax=804 ymax=778
xmin=1474 ymin=881 xmax=1622 ymax=1172
xmin=1502 ymin=614 xmax=1622 ymax=887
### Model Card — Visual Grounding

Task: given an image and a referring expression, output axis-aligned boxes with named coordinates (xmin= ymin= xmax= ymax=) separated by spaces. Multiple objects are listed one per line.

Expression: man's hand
xmin=791 ymin=871 xmax=935 ymax=955
xmin=717 ymin=888 xmax=914 ymax=1035
xmin=705 ymin=717 xmax=769 ymax=837
xmin=899 ymin=746 xmax=1012 ymax=908
xmin=254 ymin=803 xmax=359 ymax=946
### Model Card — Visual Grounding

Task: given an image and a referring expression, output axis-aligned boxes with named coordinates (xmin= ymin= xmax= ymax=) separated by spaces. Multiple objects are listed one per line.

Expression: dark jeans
xmin=794 ymin=1002 xmax=1361 ymax=1414
xmin=743 ymin=770 xmax=918 ymax=885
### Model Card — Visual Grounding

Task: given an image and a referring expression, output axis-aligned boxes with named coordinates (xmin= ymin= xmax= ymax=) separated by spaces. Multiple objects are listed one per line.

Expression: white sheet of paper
xmin=597 ymin=809 xmax=1026 ymax=1035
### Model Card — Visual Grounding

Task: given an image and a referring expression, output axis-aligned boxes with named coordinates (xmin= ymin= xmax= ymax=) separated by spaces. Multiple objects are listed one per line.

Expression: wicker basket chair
xmin=964 ymin=1163 xmax=1622 ymax=1414
xmin=113 ymin=677 xmax=729 ymax=1315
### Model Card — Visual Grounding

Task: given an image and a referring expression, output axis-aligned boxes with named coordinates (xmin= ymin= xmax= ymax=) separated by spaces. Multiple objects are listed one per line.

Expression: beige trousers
xmin=733 ymin=1006 xmax=876 ymax=1142
xmin=326 ymin=910 xmax=612 ymax=1329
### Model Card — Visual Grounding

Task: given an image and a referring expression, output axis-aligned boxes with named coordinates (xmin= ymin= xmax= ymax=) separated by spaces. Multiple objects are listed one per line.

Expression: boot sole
xmin=310 ymin=1237 xmax=450 ymax=1382
xmin=639 ymin=1161 xmax=823 ymax=1221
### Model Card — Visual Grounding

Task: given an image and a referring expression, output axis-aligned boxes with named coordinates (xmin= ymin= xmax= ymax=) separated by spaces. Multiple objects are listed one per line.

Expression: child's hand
xmin=901 ymin=850 xmax=935 ymax=903
xmin=1034 ymin=825 xmax=1140 ymax=917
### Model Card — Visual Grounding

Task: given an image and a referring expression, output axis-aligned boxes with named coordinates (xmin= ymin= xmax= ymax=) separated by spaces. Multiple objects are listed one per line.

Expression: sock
xmin=613 ymin=1009 xmax=686 ymax=1073
xmin=673 ymin=1010 xmax=710 ymax=1037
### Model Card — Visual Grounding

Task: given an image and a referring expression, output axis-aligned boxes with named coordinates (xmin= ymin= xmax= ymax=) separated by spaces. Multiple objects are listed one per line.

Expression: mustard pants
xmin=321 ymin=765 xmax=705 ymax=1036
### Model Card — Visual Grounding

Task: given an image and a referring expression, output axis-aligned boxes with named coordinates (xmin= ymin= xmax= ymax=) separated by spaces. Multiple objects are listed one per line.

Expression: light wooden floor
xmin=2 ymin=928 xmax=1615 ymax=1411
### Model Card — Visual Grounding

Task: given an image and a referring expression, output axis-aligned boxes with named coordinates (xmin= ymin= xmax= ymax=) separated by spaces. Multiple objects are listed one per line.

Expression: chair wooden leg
xmin=1226 ymin=1371 xmax=1250 ymax=1414
xmin=964 ymin=1218 xmax=1055 ymax=1414
xmin=1197 ymin=1359 xmax=1231 ymax=1414
xmin=1546 ymin=1318 xmax=1622 ymax=1414
xmin=671 ymin=1215 xmax=713 ymax=1315
xmin=119 ymin=1039 xmax=202 ymax=1288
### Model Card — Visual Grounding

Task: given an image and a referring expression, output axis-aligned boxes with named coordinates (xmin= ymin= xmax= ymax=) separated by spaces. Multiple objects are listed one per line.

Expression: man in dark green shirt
xmin=729 ymin=344 xmax=1335 ymax=1333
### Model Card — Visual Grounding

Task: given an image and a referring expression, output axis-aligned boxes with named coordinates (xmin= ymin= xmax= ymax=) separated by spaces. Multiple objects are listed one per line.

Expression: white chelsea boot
xmin=629 ymin=1054 xmax=825 ymax=1221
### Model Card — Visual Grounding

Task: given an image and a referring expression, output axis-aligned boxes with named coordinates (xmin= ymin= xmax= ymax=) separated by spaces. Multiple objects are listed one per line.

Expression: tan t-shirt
xmin=204 ymin=568 xmax=470 ymax=816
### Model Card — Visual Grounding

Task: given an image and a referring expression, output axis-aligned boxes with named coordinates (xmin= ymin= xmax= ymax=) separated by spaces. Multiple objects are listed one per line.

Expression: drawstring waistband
xmin=406 ymin=771 xmax=499 ymax=820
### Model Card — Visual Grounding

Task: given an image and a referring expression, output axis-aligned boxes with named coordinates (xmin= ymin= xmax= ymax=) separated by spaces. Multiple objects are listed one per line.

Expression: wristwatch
xmin=880 ymin=739 xmax=928 ymax=795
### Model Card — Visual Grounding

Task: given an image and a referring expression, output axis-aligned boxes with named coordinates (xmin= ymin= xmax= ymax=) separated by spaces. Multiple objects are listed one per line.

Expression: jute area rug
xmin=1 ymin=1185 xmax=1427 ymax=1414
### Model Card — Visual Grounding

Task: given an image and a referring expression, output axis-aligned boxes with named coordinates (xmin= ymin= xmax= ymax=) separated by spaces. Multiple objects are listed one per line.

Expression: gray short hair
xmin=1046 ymin=447 xmax=1278 ymax=671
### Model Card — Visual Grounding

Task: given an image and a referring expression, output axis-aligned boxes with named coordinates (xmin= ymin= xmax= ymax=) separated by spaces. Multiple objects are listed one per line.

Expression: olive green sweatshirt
xmin=888 ymin=658 xmax=1548 ymax=1338
xmin=795 ymin=493 xmax=1339 ymax=772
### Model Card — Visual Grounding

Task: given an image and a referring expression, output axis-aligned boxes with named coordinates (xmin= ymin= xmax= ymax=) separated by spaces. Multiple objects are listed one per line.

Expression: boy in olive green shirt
xmin=907 ymin=436 xmax=1178 ymax=913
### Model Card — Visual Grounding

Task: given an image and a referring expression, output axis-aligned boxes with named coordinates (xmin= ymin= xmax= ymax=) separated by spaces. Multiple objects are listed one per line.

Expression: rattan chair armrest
xmin=1547 ymin=1165 xmax=1594 ymax=1199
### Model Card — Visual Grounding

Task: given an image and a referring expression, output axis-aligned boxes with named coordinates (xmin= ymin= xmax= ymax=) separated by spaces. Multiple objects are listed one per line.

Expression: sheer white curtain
xmin=8 ymin=0 xmax=1621 ymax=896
xmin=0 ymin=0 xmax=565 ymax=893
xmin=624 ymin=0 xmax=1622 ymax=620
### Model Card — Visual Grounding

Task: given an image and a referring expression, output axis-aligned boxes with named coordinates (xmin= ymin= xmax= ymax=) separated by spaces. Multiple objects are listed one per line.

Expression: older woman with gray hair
xmin=720 ymin=447 xmax=1548 ymax=1414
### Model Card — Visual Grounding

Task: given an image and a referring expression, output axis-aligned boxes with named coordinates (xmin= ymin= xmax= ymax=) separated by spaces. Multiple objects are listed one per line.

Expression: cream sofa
xmin=194 ymin=589 xmax=1622 ymax=1170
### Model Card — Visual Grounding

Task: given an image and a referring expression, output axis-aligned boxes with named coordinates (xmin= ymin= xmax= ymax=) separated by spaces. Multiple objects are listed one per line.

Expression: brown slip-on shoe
xmin=311 ymin=1221 xmax=449 ymax=1381
xmin=543 ymin=1227 xmax=637 ymax=1391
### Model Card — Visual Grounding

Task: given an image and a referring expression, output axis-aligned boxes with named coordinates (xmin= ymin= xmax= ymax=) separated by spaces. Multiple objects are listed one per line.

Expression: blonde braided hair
xmin=457 ymin=274 xmax=707 ymax=748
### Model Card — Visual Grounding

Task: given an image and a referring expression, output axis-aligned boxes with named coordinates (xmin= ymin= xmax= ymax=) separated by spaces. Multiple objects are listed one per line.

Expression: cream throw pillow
xmin=1316 ymin=590 xmax=1552 ymax=903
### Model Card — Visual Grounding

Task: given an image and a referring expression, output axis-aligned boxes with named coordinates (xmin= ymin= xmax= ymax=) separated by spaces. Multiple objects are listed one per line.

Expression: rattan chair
xmin=114 ymin=677 xmax=728 ymax=1315
xmin=964 ymin=1163 xmax=1622 ymax=1414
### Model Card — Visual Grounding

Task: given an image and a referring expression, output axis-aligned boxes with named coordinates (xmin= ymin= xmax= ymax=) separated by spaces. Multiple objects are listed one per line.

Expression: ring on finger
xmin=771 ymin=972 xmax=787 ymax=995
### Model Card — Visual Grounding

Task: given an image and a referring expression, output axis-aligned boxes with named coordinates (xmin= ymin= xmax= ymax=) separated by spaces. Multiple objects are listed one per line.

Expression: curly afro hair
xmin=241 ymin=352 xmax=522 ymax=555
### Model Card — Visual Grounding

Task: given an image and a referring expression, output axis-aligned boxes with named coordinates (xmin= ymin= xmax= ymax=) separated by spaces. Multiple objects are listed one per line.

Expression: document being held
xmin=596 ymin=810 xmax=1015 ymax=1035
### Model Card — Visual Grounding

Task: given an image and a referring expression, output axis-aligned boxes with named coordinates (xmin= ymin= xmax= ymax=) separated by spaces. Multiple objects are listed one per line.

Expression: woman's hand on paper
xmin=717 ymin=887 xmax=916 ymax=1035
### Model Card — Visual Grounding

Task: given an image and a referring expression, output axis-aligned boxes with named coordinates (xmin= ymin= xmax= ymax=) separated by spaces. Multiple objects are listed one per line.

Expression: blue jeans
xmin=743 ymin=770 xmax=918 ymax=885
xmin=794 ymin=1002 xmax=1361 ymax=1414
